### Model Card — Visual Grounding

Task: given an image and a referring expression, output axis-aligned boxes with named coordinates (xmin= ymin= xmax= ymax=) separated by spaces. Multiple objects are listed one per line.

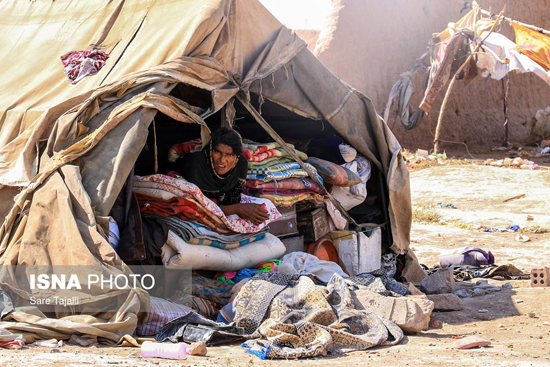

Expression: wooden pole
xmin=235 ymin=92 xmax=358 ymax=226
xmin=433 ymin=8 xmax=505 ymax=154
xmin=479 ymin=8 xmax=550 ymax=36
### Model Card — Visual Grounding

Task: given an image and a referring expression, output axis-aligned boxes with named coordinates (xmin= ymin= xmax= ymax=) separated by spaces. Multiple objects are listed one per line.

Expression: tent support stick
xmin=235 ymin=92 xmax=358 ymax=227
xmin=433 ymin=7 xmax=505 ymax=154
xmin=502 ymin=75 xmax=509 ymax=146
xmin=434 ymin=77 xmax=456 ymax=154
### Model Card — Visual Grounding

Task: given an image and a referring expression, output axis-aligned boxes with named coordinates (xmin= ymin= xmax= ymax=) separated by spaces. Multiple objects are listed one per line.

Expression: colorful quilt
xmin=134 ymin=174 xmax=281 ymax=234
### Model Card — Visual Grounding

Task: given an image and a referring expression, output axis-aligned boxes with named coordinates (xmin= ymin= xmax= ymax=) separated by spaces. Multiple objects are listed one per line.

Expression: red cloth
xmin=135 ymin=193 xmax=234 ymax=235
xmin=170 ymin=139 xmax=202 ymax=157
xmin=0 ymin=340 xmax=22 ymax=349
xmin=243 ymin=148 xmax=279 ymax=162
xmin=242 ymin=146 xmax=270 ymax=160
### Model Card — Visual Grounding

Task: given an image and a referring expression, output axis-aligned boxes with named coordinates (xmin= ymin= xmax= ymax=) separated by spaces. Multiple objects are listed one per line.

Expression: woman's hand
xmin=237 ymin=203 xmax=270 ymax=225
xmin=219 ymin=203 xmax=270 ymax=225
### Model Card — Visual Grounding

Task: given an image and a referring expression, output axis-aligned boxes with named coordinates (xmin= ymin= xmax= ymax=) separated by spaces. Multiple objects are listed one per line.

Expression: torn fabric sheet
xmin=477 ymin=32 xmax=550 ymax=85
xmin=60 ymin=50 xmax=109 ymax=84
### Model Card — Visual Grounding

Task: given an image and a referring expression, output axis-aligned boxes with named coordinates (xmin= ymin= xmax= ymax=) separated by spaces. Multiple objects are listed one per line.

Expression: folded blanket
xmin=247 ymin=156 xmax=293 ymax=169
xmin=253 ymin=193 xmax=324 ymax=207
xmin=245 ymin=177 xmax=324 ymax=194
xmin=247 ymin=163 xmax=323 ymax=184
xmin=157 ymin=216 xmax=268 ymax=249
xmin=135 ymin=193 xmax=232 ymax=234
xmin=244 ymin=187 xmax=321 ymax=196
xmin=134 ymin=174 xmax=281 ymax=234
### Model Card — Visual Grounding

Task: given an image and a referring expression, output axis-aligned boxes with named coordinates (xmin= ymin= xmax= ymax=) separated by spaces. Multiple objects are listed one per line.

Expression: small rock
xmin=188 ymin=341 xmax=207 ymax=356
xmin=419 ymin=268 xmax=455 ymax=295
xmin=430 ymin=319 xmax=442 ymax=328
xmin=502 ymin=283 xmax=512 ymax=289
xmin=453 ymin=336 xmax=491 ymax=349
xmin=516 ymin=300 xmax=523 ymax=304
xmin=473 ymin=288 xmax=487 ymax=297
xmin=427 ymin=293 xmax=464 ymax=311
xmin=127 ymin=353 xmax=141 ymax=358
xmin=498 ymin=324 xmax=504 ymax=328
xmin=50 ymin=348 xmax=60 ymax=353
xmin=542 ymin=322 xmax=550 ymax=326
xmin=454 ymin=289 xmax=471 ymax=298
xmin=478 ymin=309 xmax=488 ymax=313
xmin=475 ymin=280 xmax=488 ymax=285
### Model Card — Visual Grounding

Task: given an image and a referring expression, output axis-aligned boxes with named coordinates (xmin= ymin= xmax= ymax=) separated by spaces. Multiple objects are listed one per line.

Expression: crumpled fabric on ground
xmin=60 ymin=50 xmax=108 ymax=84
xmin=423 ymin=264 xmax=528 ymax=281
xmin=348 ymin=273 xmax=411 ymax=297
xmin=155 ymin=310 xmax=243 ymax=345
xmin=238 ymin=273 xmax=403 ymax=359
xmin=278 ymin=252 xmax=348 ymax=283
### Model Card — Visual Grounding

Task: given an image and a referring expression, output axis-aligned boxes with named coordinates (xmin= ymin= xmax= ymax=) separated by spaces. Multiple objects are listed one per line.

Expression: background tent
xmin=0 ymin=0 xmax=422 ymax=341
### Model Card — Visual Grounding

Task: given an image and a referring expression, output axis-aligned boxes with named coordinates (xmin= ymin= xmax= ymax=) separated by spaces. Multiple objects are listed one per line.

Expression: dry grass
xmin=412 ymin=204 xmax=442 ymax=224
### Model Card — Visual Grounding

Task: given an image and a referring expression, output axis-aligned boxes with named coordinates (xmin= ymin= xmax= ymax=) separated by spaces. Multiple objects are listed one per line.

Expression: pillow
xmin=162 ymin=231 xmax=286 ymax=271
xmin=306 ymin=157 xmax=361 ymax=187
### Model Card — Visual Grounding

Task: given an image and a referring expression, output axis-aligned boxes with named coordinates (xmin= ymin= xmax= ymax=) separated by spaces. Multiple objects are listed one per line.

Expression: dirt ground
xmin=1 ymin=153 xmax=550 ymax=366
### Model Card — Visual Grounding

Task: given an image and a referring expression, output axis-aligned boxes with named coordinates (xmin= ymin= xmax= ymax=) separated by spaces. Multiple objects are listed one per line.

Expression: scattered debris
xmin=515 ymin=234 xmax=531 ymax=242
xmin=33 ymin=339 xmax=64 ymax=348
xmin=503 ymin=194 xmax=525 ymax=203
xmin=453 ymin=336 xmax=491 ymax=349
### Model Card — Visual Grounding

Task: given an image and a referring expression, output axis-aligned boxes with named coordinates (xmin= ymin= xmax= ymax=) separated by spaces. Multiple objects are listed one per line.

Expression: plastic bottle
xmin=141 ymin=341 xmax=190 ymax=360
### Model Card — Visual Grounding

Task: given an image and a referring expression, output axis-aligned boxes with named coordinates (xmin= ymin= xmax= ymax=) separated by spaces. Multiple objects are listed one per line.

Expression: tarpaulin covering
xmin=0 ymin=0 xmax=421 ymax=340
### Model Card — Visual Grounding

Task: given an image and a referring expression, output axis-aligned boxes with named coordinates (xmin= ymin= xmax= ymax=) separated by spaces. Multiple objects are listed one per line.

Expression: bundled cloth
xmin=244 ymin=177 xmax=324 ymax=195
xmin=237 ymin=273 xmax=403 ymax=359
xmin=133 ymin=174 xmax=281 ymax=234
xmin=243 ymin=141 xmax=308 ymax=164
xmin=247 ymin=162 xmax=323 ymax=183
xmin=252 ymin=193 xmax=323 ymax=207
xmin=60 ymin=50 xmax=109 ymax=84
xmin=167 ymin=139 xmax=202 ymax=162
xmin=156 ymin=216 xmax=267 ymax=249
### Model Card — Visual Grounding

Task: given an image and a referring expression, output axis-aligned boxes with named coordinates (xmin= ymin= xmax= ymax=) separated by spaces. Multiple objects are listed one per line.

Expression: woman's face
xmin=212 ymin=143 xmax=237 ymax=175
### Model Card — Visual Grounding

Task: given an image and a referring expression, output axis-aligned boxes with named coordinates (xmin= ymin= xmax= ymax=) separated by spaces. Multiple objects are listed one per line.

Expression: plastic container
xmin=141 ymin=341 xmax=190 ymax=360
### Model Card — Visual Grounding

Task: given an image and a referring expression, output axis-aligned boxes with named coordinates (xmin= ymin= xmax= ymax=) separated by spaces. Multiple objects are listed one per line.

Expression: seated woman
xmin=177 ymin=127 xmax=269 ymax=225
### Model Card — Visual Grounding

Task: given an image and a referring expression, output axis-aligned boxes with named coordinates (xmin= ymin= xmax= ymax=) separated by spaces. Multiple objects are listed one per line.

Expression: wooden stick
xmin=503 ymin=193 xmax=525 ymax=203
xmin=479 ymin=8 xmax=550 ymax=36
xmin=235 ymin=92 xmax=358 ymax=226
xmin=434 ymin=7 xmax=505 ymax=154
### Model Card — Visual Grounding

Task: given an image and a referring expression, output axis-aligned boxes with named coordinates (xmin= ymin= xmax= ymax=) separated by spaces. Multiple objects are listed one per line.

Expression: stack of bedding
xmin=242 ymin=140 xmax=325 ymax=207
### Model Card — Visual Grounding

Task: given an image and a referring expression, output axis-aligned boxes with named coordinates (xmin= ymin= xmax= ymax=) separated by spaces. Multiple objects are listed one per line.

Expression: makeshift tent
xmin=0 ymin=0 xmax=422 ymax=342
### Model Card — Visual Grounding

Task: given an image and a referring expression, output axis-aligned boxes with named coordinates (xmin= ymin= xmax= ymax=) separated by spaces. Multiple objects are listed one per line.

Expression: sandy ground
xmin=1 ymin=162 xmax=550 ymax=366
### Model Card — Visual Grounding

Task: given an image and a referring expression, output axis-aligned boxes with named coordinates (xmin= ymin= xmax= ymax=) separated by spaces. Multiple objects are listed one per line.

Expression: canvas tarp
xmin=0 ymin=0 xmax=422 ymax=341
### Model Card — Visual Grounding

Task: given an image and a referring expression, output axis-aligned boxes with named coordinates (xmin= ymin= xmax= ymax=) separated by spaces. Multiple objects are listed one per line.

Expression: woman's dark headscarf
xmin=211 ymin=126 xmax=243 ymax=157
xmin=179 ymin=127 xmax=247 ymax=194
